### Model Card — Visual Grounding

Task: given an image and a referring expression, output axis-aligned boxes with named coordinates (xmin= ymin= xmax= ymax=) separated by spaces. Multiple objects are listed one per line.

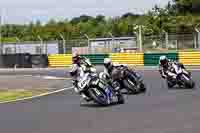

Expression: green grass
xmin=0 ymin=89 xmax=49 ymax=102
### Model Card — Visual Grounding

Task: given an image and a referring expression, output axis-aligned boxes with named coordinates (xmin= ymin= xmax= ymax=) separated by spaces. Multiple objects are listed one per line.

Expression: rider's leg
xmin=80 ymin=91 xmax=92 ymax=102
xmin=72 ymin=80 xmax=79 ymax=93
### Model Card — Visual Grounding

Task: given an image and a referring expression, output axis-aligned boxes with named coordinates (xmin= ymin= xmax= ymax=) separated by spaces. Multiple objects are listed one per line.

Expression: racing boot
xmin=112 ymin=82 xmax=124 ymax=104
xmin=72 ymin=80 xmax=80 ymax=93
xmin=81 ymin=92 xmax=92 ymax=102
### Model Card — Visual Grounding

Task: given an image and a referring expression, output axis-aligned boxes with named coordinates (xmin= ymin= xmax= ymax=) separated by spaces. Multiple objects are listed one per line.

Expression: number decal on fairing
xmin=78 ymin=79 xmax=87 ymax=89
xmin=93 ymin=79 xmax=99 ymax=85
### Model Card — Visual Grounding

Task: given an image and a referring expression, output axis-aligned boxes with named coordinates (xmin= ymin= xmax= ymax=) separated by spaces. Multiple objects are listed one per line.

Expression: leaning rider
xmin=69 ymin=53 xmax=95 ymax=101
xmin=103 ymin=58 xmax=136 ymax=90
xmin=159 ymin=55 xmax=187 ymax=79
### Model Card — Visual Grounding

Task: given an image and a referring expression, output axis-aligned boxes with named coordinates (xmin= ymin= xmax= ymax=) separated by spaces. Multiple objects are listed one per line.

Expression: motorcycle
xmin=166 ymin=63 xmax=195 ymax=89
xmin=111 ymin=66 xmax=146 ymax=94
xmin=77 ymin=72 xmax=124 ymax=105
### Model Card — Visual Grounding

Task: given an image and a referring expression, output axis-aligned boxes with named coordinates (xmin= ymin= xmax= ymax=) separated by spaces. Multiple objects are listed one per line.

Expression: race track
xmin=0 ymin=67 xmax=200 ymax=133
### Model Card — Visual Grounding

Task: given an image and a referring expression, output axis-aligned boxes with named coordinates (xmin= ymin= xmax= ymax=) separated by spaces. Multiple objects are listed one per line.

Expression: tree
xmin=173 ymin=0 xmax=192 ymax=14
xmin=70 ymin=15 xmax=94 ymax=24
xmin=95 ymin=15 xmax=105 ymax=22
xmin=122 ymin=12 xmax=140 ymax=19
xmin=191 ymin=0 xmax=200 ymax=14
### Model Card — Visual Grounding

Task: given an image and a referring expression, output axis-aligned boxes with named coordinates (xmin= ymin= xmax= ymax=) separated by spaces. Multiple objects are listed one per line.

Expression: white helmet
xmin=104 ymin=58 xmax=112 ymax=69
xmin=159 ymin=55 xmax=168 ymax=66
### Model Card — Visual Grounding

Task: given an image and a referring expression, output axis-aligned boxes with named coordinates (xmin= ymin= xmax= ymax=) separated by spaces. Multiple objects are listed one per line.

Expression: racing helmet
xmin=159 ymin=55 xmax=168 ymax=66
xmin=72 ymin=52 xmax=81 ymax=64
xmin=104 ymin=58 xmax=113 ymax=70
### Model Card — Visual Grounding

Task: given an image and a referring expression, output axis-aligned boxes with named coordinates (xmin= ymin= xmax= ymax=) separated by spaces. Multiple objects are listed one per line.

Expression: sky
xmin=0 ymin=0 xmax=170 ymax=24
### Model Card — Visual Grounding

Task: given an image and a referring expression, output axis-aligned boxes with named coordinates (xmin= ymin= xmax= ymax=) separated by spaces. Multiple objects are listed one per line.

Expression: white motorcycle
xmin=166 ymin=63 xmax=195 ymax=89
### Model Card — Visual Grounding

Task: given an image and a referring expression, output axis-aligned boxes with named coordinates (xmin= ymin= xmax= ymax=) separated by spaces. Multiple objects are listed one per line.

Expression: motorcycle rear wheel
xmin=123 ymin=79 xmax=138 ymax=94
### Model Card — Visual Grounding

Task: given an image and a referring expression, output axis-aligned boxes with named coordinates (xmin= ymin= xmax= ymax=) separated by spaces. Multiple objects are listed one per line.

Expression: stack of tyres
xmin=31 ymin=55 xmax=48 ymax=68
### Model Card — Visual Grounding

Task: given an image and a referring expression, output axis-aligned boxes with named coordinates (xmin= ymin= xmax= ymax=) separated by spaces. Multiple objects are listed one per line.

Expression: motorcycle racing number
xmin=92 ymin=79 xmax=99 ymax=85
xmin=79 ymin=79 xmax=87 ymax=89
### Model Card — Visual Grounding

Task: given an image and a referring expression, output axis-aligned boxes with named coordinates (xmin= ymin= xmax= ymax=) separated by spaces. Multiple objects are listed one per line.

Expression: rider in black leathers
xmin=103 ymin=58 xmax=139 ymax=90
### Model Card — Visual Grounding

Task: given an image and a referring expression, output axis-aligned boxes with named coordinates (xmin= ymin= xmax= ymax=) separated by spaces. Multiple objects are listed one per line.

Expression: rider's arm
xmin=104 ymin=68 xmax=110 ymax=77
xmin=159 ymin=65 xmax=167 ymax=78
xmin=177 ymin=62 xmax=185 ymax=69
xmin=69 ymin=64 xmax=78 ymax=77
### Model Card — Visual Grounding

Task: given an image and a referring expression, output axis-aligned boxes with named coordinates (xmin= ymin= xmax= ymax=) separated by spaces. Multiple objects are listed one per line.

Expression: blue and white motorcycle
xmin=166 ymin=63 xmax=195 ymax=89
xmin=77 ymin=72 xmax=124 ymax=106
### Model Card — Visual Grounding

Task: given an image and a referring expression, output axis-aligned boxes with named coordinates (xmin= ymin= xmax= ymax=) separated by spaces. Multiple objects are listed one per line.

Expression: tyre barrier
xmin=0 ymin=54 xmax=48 ymax=68
xmin=31 ymin=55 xmax=48 ymax=68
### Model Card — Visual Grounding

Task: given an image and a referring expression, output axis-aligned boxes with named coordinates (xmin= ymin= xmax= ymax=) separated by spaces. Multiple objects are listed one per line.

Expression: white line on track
xmin=0 ymin=86 xmax=73 ymax=104
xmin=41 ymin=76 xmax=71 ymax=80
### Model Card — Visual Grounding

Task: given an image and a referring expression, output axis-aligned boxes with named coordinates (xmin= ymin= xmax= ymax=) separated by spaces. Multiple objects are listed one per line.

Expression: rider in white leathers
xmin=159 ymin=55 xmax=187 ymax=79
xmin=69 ymin=53 xmax=96 ymax=101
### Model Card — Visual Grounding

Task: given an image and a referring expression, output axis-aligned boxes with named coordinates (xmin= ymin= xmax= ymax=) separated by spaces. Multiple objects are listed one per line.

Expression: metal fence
xmin=1 ymin=41 xmax=59 ymax=55
xmin=0 ymin=33 xmax=199 ymax=55
xmin=70 ymin=37 xmax=138 ymax=54
xmin=143 ymin=33 xmax=198 ymax=51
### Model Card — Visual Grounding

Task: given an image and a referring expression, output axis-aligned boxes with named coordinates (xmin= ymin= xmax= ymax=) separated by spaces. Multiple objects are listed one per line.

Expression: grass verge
xmin=0 ymin=89 xmax=49 ymax=102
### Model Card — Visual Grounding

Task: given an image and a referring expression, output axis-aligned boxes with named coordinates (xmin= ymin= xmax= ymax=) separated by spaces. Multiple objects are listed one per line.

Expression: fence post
xmin=194 ymin=33 xmax=197 ymax=49
xmin=198 ymin=32 xmax=200 ymax=48
xmin=165 ymin=32 xmax=169 ymax=49
xmin=139 ymin=25 xmax=143 ymax=52
xmin=59 ymin=33 xmax=66 ymax=54
xmin=195 ymin=28 xmax=200 ymax=49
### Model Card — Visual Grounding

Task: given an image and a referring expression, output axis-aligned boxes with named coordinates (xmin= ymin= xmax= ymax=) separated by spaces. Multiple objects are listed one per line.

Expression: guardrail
xmin=110 ymin=53 xmax=144 ymax=65
xmin=179 ymin=52 xmax=200 ymax=65
xmin=144 ymin=52 xmax=178 ymax=66
xmin=48 ymin=54 xmax=72 ymax=67
xmin=81 ymin=54 xmax=109 ymax=65
xmin=47 ymin=51 xmax=200 ymax=67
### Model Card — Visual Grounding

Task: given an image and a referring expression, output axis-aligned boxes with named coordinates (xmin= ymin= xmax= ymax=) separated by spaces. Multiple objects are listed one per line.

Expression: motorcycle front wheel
xmin=185 ymin=80 xmax=195 ymax=89
xmin=88 ymin=88 xmax=108 ymax=106
xmin=180 ymin=74 xmax=195 ymax=89
xmin=139 ymin=82 xmax=146 ymax=93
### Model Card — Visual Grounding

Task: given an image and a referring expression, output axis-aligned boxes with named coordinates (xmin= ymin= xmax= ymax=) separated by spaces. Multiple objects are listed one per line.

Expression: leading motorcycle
xmin=166 ymin=63 xmax=195 ymax=89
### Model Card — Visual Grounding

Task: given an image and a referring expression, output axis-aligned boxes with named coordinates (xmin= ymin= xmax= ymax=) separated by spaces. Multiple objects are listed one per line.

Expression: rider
xmin=159 ymin=55 xmax=186 ymax=79
xmin=69 ymin=52 xmax=95 ymax=101
xmin=103 ymin=58 xmax=133 ymax=91
xmin=103 ymin=58 xmax=128 ymax=78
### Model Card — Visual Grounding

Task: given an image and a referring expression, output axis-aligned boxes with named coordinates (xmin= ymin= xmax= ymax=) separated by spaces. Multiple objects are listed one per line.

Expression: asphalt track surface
xmin=1 ymin=67 xmax=200 ymax=133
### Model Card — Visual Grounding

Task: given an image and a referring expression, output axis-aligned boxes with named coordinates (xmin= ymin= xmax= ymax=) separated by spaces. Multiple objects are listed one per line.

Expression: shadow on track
xmin=80 ymin=102 xmax=122 ymax=108
xmin=167 ymin=86 xmax=197 ymax=90
xmin=121 ymin=91 xmax=147 ymax=95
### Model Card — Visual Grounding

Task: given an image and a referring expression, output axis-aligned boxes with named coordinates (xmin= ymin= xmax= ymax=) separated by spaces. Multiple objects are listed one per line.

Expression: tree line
xmin=1 ymin=0 xmax=200 ymax=42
